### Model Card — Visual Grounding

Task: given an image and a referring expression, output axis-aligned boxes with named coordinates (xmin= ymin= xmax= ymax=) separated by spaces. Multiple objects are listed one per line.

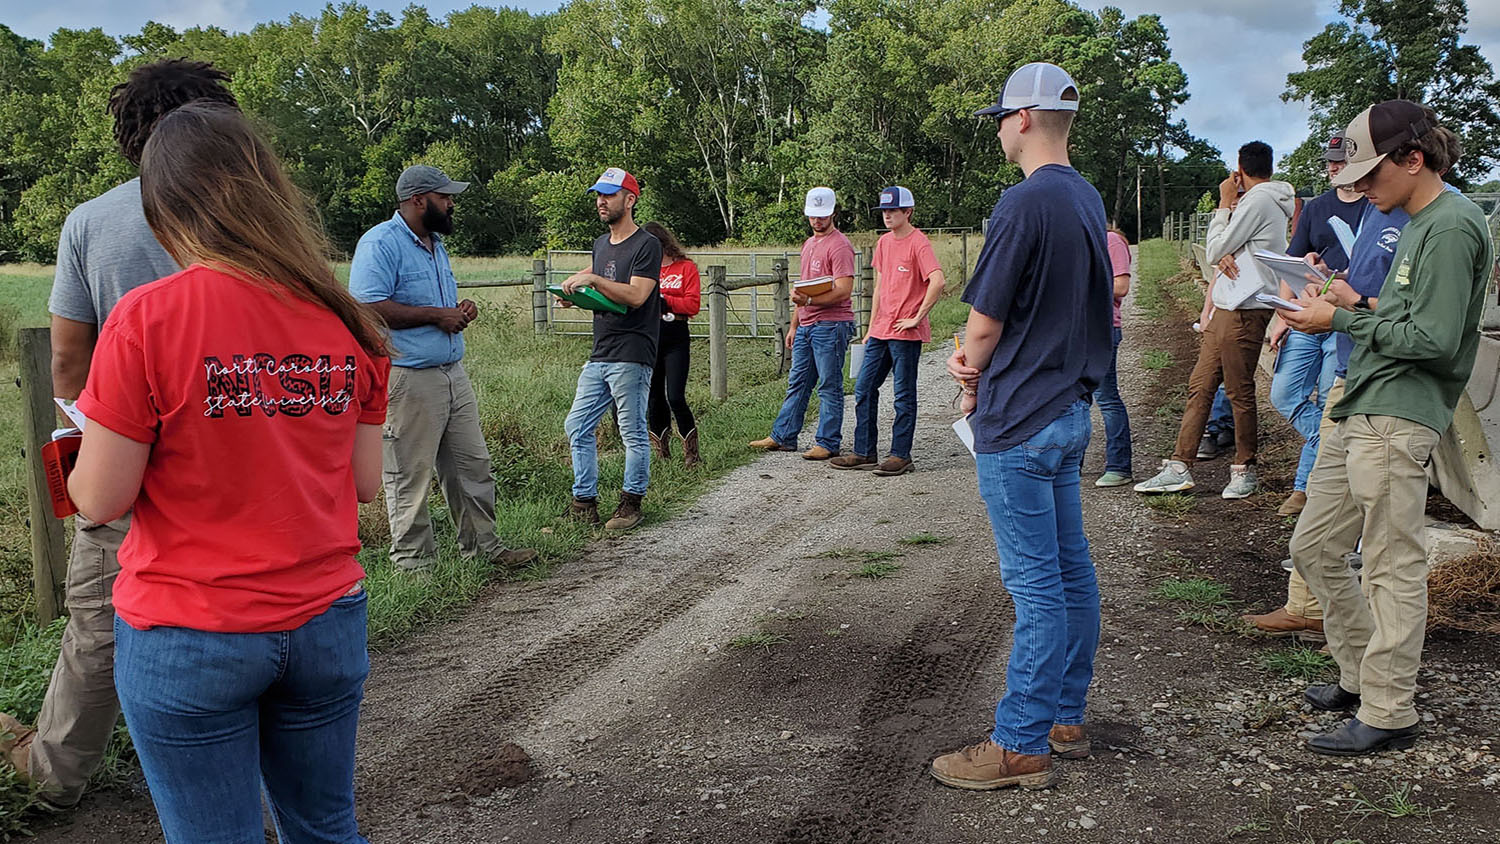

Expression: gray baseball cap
xmin=975 ymin=62 xmax=1080 ymax=118
xmin=396 ymin=165 xmax=469 ymax=201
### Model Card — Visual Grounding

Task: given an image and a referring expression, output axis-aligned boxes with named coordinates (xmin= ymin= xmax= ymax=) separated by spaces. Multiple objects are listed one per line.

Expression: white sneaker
xmin=1134 ymin=460 xmax=1194 ymax=494
xmin=1221 ymin=464 xmax=1258 ymax=499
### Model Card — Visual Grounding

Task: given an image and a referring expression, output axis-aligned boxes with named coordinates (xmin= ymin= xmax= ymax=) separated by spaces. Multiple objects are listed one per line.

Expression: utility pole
xmin=1135 ymin=163 xmax=1142 ymax=244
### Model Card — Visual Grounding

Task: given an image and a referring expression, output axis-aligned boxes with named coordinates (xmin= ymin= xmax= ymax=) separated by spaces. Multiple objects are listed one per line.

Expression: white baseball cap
xmin=804 ymin=186 xmax=837 ymax=217
xmin=974 ymin=62 xmax=1080 ymax=118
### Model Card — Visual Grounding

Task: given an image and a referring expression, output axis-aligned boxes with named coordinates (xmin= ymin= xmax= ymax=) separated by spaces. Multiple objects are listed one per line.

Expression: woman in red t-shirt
xmin=642 ymin=222 xmax=702 ymax=467
xmin=67 ymin=102 xmax=389 ymax=842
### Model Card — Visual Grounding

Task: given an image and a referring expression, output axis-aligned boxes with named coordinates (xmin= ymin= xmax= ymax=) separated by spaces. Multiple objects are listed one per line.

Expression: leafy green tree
xmin=1282 ymin=0 xmax=1500 ymax=187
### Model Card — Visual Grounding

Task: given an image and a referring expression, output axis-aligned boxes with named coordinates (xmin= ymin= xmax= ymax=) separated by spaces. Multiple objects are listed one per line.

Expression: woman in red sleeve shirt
xmin=643 ymin=222 xmax=702 ymax=467
xmin=67 ymin=102 xmax=388 ymax=843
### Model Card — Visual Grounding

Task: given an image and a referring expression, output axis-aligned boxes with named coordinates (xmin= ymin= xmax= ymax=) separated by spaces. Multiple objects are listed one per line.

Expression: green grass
xmin=1258 ymin=645 xmax=1337 ymax=681
xmin=727 ymin=630 xmax=788 ymax=651
xmin=1141 ymin=349 xmax=1174 ymax=370
xmin=897 ymin=532 xmax=948 ymax=546
xmin=1226 ymin=819 xmax=1272 ymax=837
xmin=1154 ymin=576 xmax=1233 ymax=607
xmin=1144 ymin=492 xmax=1197 ymax=517
xmin=853 ymin=560 xmax=902 ymax=579
xmin=1342 ymin=781 xmax=1438 ymax=820
xmin=812 ymin=547 xmax=901 ymax=564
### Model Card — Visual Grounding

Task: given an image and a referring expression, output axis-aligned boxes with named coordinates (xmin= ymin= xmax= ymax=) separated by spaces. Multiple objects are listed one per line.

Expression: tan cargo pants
xmin=1290 ymin=408 xmax=1439 ymax=730
xmin=1284 ymin=378 xmax=1344 ymax=620
xmin=382 ymin=362 xmax=503 ymax=570
xmin=29 ymin=514 xmax=130 ymax=807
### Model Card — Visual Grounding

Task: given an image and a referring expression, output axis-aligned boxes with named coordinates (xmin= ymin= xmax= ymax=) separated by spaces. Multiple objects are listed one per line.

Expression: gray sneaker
xmin=1134 ymin=460 xmax=1194 ymax=494
xmin=1221 ymin=465 xmax=1258 ymax=499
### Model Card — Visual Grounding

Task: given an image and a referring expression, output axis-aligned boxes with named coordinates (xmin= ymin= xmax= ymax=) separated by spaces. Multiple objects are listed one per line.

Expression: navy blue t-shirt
xmin=962 ymin=165 xmax=1114 ymax=453
xmin=1288 ymin=189 xmax=1367 ymax=271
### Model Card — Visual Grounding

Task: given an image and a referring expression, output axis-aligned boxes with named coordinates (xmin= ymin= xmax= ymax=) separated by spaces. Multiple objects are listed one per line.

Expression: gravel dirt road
xmin=33 ymin=258 xmax=1500 ymax=843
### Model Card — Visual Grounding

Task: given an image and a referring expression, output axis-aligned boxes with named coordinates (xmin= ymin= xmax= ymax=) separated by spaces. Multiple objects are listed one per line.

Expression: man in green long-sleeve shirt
xmin=1276 ymin=100 xmax=1492 ymax=757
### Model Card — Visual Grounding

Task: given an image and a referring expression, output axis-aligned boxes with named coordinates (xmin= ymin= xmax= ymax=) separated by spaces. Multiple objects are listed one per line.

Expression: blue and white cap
xmin=874 ymin=186 xmax=915 ymax=210
xmin=974 ymin=62 xmax=1080 ymax=118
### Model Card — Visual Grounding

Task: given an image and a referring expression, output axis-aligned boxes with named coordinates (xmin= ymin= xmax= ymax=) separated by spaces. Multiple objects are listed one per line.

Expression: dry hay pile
xmin=1429 ymin=540 xmax=1500 ymax=633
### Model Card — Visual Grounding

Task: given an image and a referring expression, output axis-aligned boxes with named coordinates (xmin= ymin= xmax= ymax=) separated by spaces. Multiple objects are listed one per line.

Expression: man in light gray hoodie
xmin=1137 ymin=141 xmax=1294 ymax=498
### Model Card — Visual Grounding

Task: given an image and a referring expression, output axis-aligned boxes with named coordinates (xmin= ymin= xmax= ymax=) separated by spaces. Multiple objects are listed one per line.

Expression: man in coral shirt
xmin=830 ymin=186 xmax=945 ymax=476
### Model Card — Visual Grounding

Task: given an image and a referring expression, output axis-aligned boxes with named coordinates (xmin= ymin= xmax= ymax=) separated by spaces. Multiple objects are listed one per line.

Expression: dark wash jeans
xmin=852 ymin=336 xmax=922 ymax=459
xmin=1093 ymin=326 xmax=1132 ymax=474
xmin=114 ymin=593 xmax=370 ymax=844
xmin=975 ymin=399 xmax=1100 ymax=754
xmin=770 ymin=320 xmax=855 ymax=451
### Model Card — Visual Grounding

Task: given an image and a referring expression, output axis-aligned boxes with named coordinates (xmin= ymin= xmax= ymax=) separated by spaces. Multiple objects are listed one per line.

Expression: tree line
xmin=0 ymin=0 xmax=1495 ymax=262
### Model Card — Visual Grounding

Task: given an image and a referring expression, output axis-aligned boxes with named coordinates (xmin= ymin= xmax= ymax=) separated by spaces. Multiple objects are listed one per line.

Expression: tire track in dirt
xmin=774 ymin=566 xmax=1011 ymax=843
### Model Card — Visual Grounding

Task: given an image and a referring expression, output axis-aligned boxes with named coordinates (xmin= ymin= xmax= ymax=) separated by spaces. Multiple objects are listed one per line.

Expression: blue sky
xmin=5 ymin=0 xmax=1499 ymax=178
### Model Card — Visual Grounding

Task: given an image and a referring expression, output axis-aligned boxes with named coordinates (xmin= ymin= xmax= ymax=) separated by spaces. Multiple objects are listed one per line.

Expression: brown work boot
xmin=681 ymin=429 xmax=701 ymax=468
xmin=872 ymin=456 xmax=913 ymax=476
xmin=491 ymin=548 xmax=539 ymax=570
xmin=802 ymin=445 xmax=835 ymax=461
xmin=564 ymin=496 xmax=600 ymax=525
xmin=930 ymin=740 xmax=1056 ymax=791
xmin=829 ymin=453 xmax=876 ymax=470
xmin=749 ymin=436 xmax=792 ymax=451
xmin=605 ymin=492 xmax=645 ymax=532
xmin=1277 ymin=490 xmax=1308 ymax=516
xmin=1242 ymin=607 xmax=1324 ymax=640
xmin=650 ymin=431 xmax=671 ymax=459
xmin=1048 ymin=724 xmax=1090 ymax=759
xmin=0 ymin=713 xmax=35 ymax=776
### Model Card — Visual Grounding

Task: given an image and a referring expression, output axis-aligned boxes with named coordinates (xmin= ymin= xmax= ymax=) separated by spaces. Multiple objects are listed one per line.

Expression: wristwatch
xmin=1355 ymin=295 xmax=1372 ymax=311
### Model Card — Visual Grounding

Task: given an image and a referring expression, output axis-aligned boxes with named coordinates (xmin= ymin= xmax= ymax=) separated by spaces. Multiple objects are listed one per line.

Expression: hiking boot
xmin=1196 ymin=433 xmax=1224 ymax=460
xmin=681 ymin=429 xmax=701 ymax=468
xmin=1134 ymin=460 xmax=1194 ymax=494
xmin=1277 ymin=490 xmax=1307 ymax=516
xmin=491 ymin=548 xmax=539 ymax=570
xmin=564 ymin=496 xmax=600 ymax=525
xmin=749 ymin=436 xmax=793 ymax=451
xmin=1048 ymin=724 xmax=1089 ymax=759
xmin=872 ymin=456 xmax=912 ymax=476
xmin=1095 ymin=471 xmax=1132 ymax=488
xmin=0 ymin=713 xmax=35 ymax=777
xmin=650 ymin=431 xmax=671 ymax=459
xmin=605 ymin=492 xmax=645 ymax=532
xmin=1242 ymin=607 xmax=1324 ymax=640
xmin=1221 ymin=464 xmax=1258 ymax=499
xmin=930 ymin=740 xmax=1056 ymax=791
xmin=829 ymin=453 xmax=877 ymax=470
xmin=802 ymin=446 xmax=835 ymax=461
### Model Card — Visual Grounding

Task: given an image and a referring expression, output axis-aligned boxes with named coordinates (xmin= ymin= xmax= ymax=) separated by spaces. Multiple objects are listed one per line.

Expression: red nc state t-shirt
xmin=78 ymin=265 xmax=390 ymax=633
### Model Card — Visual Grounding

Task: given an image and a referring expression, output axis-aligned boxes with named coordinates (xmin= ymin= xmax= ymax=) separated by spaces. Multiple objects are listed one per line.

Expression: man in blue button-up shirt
xmin=350 ymin=165 xmax=535 ymax=572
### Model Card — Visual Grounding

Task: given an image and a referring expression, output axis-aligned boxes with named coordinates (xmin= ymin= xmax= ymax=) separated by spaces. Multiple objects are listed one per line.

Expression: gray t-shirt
xmin=48 ymin=178 xmax=179 ymax=327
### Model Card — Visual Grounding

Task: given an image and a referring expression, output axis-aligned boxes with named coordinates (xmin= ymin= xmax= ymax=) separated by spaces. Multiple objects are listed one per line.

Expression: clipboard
xmin=1252 ymin=251 xmax=1329 ymax=290
xmin=547 ymin=284 xmax=628 ymax=314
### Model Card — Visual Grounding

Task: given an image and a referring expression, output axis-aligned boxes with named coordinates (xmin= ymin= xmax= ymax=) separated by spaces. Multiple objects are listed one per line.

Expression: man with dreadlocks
xmin=0 ymin=59 xmax=239 ymax=812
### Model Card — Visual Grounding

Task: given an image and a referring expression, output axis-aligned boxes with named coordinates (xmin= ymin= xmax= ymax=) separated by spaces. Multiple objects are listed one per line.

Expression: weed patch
xmin=897 ymin=532 xmax=948 ymax=546
xmin=727 ymin=631 xmax=788 ymax=651
xmin=1155 ymin=576 xmax=1232 ymax=607
xmin=1141 ymin=349 xmax=1174 ymax=370
xmin=1144 ymin=492 xmax=1196 ymax=517
xmin=1259 ymin=646 xmax=1337 ymax=681
xmin=853 ymin=560 xmax=902 ymax=580
xmin=1342 ymin=781 xmax=1440 ymax=820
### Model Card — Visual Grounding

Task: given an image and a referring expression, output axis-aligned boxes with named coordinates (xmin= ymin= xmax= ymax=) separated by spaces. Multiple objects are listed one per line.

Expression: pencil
xmin=954 ymin=334 xmax=962 ymax=353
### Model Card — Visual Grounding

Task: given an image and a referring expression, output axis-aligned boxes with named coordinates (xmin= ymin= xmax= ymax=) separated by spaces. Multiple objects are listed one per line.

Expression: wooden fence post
xmin=531 ymin=258 xmax=549 ymax=334
xmin=772 ymin=258 xmax=790 ymax=375
xmin=708 ymin=265 xmax=728 ymax=400
xmin=960 ymin=230 xmax=970 ymax=286
xmin=19 ymin=328 xmax=68 ymax=625
xmin=855 ymin=249 xmax=874 ymax=336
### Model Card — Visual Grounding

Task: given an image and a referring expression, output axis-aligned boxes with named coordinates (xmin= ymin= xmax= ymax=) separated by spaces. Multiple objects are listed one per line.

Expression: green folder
xmin=547 ymin=283 xmax=627 ymax=314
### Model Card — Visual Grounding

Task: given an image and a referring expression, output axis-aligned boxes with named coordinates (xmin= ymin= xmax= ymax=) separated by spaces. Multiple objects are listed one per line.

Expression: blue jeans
xmin=1093 ymin=326 xmax=1131 ymax=474
xmin=851 ymin=336 xmax=921 ymax=459
xmin=114 ymin=593 xmax=370 ymax=844
xmin=770 ymin=320 xmax=855 ymax=451
xmin=975 ymin=399 xmax=1100 ymax=755
xmin=1205 ymin=386 xmax=1233 ymax=438
xmin=565 ymin=361 xmax=652 ymax=499
xmin=1270 ymin=329 xmax=1338 ymax=491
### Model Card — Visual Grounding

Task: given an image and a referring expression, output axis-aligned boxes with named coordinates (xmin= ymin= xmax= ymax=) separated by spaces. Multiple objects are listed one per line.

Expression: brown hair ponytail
xmin=139 ymin=101 xmax=386 ymax=357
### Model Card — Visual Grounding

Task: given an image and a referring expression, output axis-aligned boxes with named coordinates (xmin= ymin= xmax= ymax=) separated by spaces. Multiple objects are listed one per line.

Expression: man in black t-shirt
xmin=559 ymin=167 xmax=663 ymax=531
